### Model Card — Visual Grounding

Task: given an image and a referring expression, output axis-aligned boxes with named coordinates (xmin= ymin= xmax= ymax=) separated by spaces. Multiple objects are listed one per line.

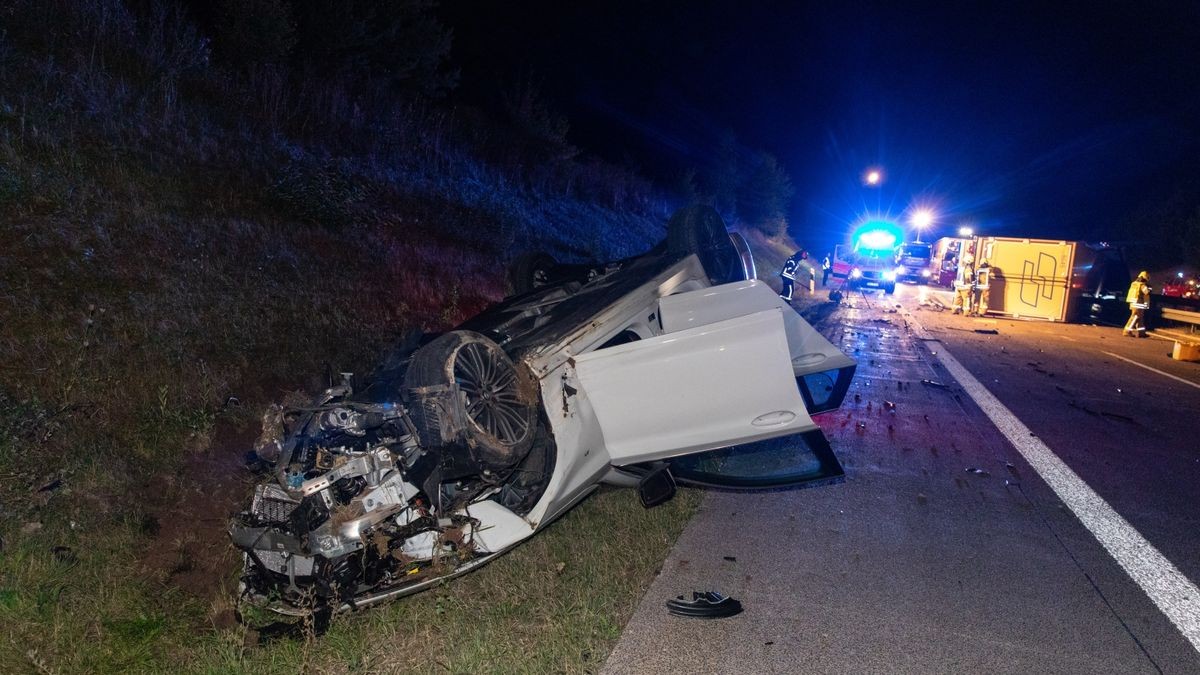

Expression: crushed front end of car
xmin=230 ymin=331 xmax=554 ymax=616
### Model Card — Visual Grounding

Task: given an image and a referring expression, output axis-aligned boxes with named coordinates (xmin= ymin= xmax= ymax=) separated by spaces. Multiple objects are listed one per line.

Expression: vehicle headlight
xmin=883 ymin=270 xmax=897 ymax=281
xmin=921 ymin=269 xmax=932 ymax=277
xmin=850 ymin=268 xmax=862 ymax=279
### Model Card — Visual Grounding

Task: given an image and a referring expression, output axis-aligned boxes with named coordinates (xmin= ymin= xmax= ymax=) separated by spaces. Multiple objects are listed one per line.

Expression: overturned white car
xmin=230 ymin=206 xmax=856 ymax=615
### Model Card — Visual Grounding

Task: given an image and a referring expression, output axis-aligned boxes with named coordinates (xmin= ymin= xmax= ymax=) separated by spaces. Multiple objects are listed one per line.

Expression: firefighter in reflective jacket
xmin=970 ymin=260 xmax=991 ymax=316
xmin=1123 ymin=271 xmax=1151 ymax=337
xmin=952 ymin=253 xmax=975 ymax=314
xmin=779 ymin=251 xmax=801 ymax=301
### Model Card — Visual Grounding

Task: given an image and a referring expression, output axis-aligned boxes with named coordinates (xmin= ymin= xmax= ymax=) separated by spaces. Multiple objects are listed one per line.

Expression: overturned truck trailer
xmin=974 ymin=237 xmax=1129 ymax=324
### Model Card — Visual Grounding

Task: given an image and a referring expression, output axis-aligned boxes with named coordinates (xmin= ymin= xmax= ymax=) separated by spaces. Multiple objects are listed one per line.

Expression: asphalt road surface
xmin=603 ymin=283 xmax=1200 ymax=674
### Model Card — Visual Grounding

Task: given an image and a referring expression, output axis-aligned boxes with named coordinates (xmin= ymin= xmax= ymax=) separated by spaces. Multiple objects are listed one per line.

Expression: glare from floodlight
xmin=908 ymin=208 xmax=934 ymax=242
xmin=865 ymin=169 xmax=882 ymax=186
xmin=958 ymin=226 xmax=974 ymax=237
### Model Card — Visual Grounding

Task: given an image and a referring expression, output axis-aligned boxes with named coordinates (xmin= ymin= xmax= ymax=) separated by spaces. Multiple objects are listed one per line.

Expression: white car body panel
xmin=659 ymin=279 xmax=856 ymax=375
xmin=573 ymin=308 xmax=816 ymax=465
xmin=465 ymin=500 xmax=537 ymax=553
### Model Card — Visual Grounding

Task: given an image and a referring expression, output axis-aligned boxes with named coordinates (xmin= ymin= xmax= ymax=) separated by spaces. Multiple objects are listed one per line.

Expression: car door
xmin=571 ymin=279 xmax=852 ymax=488
xmin=657 ymin=280 xmax=856 ymax=413
xmin=572 ymin=307 xmax=817 ymax=466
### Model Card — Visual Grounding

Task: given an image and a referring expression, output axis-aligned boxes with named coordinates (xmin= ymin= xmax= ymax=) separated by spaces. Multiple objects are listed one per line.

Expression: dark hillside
xmin=0 ymin=1 xmax=685 ymax=670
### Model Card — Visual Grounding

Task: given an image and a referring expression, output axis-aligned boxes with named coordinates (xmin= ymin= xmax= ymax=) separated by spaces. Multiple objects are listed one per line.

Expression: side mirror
xmin=637 ymin=465 xmax=677 ymax=508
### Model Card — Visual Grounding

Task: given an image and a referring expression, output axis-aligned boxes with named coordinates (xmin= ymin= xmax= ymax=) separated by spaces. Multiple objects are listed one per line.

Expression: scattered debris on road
xmin=921 ymin=379 xmax=950 ymax=389
xmin=965 ymin=467 xmax=991 ymax=476
xmin=1027 ymin=362 xmax=1054 ymax=376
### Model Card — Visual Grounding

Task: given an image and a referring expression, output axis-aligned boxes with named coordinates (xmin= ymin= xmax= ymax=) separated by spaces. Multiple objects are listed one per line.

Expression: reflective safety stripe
xmin=1132 ymin=303 xmax=1148 ymax=309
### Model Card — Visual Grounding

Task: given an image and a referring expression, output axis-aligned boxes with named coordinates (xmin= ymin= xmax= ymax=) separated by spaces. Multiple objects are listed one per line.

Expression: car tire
xmin=666 ymin=205 xmax=744 ymax=284
xmin=885 ymin=283 xmax=895 ymax=294
xmin=404 ymin=330 xmax=537 ymax=469
xmin=508 ymin=251 xmax=558 ymax=296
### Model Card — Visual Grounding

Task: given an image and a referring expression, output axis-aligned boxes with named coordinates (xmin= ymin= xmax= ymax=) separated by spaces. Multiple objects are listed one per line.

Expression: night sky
xmin=446 ymin=1 xmax=1200 ymax=251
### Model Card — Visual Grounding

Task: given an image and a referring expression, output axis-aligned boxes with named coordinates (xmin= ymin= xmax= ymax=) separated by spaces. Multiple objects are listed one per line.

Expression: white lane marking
xmin=932 ymin=342 xmax=1200 ymax=653
xmin=1102 ymin=351 xmax=1200 ymax=391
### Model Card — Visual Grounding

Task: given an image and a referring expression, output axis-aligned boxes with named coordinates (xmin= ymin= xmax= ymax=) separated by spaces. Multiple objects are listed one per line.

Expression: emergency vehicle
xmin=893 ymin=241 xmax=933 ymax=283
xmin=832 ymin=220 xmax=903 ymax=294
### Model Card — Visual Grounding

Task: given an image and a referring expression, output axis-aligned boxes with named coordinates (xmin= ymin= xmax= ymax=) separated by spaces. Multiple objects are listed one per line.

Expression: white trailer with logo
xmin=973 ymin=237 xmax=1128 ymax=323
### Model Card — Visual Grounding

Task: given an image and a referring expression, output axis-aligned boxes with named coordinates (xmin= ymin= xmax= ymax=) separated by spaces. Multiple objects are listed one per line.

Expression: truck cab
xmin=894 ymin=242 xmax=933 ymax=283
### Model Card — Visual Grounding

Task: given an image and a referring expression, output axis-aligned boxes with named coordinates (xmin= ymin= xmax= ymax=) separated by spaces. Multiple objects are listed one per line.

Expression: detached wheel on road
xmin=667 ymin=205 xmax=745 ymax=284
xmin=508 ymin=251 xmax=558 ymax=296
xmin=404 ymin=331 xmax=537 ymax=469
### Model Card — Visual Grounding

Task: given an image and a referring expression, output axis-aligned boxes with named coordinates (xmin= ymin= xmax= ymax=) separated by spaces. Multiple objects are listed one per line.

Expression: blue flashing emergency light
xmin=852 ymin=220 xmax=903 ymax=252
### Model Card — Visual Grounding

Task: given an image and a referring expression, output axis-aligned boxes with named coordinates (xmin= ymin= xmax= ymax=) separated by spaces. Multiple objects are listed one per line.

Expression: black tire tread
xmin=666 ymin=205 xmax=744 ymax=284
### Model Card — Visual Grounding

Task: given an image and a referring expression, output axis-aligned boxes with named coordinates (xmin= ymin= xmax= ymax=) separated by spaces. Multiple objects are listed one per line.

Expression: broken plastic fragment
xmin=965 ymin=467 xmax=990 ymax=476
xmin=921 ymin=379 xmax=949 ymax=389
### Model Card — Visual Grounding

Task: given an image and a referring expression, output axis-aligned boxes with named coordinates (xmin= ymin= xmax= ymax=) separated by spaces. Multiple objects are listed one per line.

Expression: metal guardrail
xmin=1150 ymin=293 xmax=1200 ymax=332
xmin=1160 ymin=307 xmax=1200 ymax=333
